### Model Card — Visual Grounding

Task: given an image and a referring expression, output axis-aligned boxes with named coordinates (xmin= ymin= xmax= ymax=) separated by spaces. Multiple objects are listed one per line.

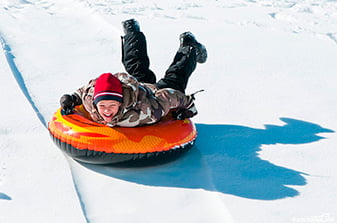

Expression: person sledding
xmin=60 ymin=19 xmax=207 ymax=127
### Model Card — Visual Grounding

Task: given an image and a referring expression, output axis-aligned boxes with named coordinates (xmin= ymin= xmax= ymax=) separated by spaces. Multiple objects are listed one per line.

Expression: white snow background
xmin=1 ymin=0 xmax=337 ymax=222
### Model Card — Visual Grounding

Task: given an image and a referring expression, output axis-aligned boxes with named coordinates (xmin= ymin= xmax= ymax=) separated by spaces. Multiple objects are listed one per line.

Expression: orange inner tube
xmin=48 ymin=105 xmax=197 ymax=155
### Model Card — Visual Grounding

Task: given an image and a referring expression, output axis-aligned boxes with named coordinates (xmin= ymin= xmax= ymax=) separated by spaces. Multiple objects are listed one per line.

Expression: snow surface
xmin=1 ymin=0 xmax=337 ymax=222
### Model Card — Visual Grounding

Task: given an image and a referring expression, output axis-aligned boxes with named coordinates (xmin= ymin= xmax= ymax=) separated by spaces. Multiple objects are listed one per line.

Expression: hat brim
xmin=94 ymin=95 xmax=123 ymax=105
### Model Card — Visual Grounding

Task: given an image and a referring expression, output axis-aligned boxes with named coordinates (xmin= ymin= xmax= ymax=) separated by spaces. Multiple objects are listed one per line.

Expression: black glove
xmin=172 ymin=90 xmax=204 ymax=120
xmin=172 ymin=107 xmax=198 ymax=120
xmin=60 ymin=94 xmax=81 ymax=115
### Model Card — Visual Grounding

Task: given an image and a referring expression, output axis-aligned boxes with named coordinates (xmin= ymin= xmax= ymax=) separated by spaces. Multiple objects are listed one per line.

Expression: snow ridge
xmin=68 ymin=161 xmax=90 ymax=223
xmin=0 ymin=35 xmax=47 ymax=127
xmin=1 ymin=33 xmax=88 ymax=222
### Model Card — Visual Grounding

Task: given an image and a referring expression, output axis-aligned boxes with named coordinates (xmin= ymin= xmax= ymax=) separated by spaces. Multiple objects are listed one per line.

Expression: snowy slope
xmin=0 ymin=33 xmax=85 ymax=222
xmin=1 ymin=0 xmax=337 ymax=222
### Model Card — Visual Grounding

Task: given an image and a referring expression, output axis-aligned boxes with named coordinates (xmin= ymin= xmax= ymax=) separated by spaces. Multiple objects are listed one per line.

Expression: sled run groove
xmin=0 ymin=34 xmax=90 ymax=223
xmin=0 ymin=35 xmax=47 ymax=127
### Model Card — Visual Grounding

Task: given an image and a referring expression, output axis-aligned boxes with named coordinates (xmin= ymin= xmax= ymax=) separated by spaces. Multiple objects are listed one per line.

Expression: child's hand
xmin=60 ymin=94 xmax=76 ymax=115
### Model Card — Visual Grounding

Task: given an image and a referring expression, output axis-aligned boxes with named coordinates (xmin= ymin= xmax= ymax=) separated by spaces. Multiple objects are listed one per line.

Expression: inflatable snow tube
xmin=48 ymin=105 xmax=197 ymax=165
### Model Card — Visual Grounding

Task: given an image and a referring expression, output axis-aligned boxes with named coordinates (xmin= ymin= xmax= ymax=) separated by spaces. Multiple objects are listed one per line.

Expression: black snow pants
xmin=121 ymin=32 xmax=197 ymax=93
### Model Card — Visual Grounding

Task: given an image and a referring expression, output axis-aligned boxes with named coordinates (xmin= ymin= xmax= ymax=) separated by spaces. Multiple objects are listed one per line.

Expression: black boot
xmin=122 ymin=19 xmax=140 ymax=34
xmin=155 ymin=46 xmax=197 ymax=93
xmin=179 ymin=32 xmax=207 ymax=64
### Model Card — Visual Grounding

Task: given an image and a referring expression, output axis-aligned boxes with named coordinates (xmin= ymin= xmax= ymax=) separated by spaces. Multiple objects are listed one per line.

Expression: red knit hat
xmin=93 ymin=73 xmax=123 ymax=104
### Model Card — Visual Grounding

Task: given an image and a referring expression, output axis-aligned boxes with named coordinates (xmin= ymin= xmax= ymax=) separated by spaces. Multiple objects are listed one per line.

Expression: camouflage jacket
xmin=75 ymin=72 xmax=193 ymax=127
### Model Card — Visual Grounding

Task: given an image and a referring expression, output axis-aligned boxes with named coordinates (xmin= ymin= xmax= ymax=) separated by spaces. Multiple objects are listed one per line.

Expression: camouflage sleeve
xmin=74 ymin=79 xmax=96 ymax=102
xmin=113 ymin=72 xmax=139 ymax=92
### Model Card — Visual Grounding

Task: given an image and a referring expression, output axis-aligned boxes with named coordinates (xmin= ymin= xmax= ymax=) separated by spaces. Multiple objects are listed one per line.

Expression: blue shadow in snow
xmin=81 ymin=118 xmax=334 ymax=200
xmin=0 ymin=36 xmax=47 ymax=127
xmin=0 ymin=192 xmax=12 ymax=200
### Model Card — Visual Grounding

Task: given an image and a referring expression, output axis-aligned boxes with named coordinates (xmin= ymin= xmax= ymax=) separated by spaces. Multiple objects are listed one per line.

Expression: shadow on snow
xmin=0 ymin=36 xmax=47 ymax=127
xmin=80 ymin=117 xmax=334 ymax=200
xmin=0 ymin=192 xmax=12 ymax=200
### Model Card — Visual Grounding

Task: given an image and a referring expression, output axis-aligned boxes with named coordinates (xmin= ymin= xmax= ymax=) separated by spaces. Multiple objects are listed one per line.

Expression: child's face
xmin=96 ymin=100 xmax=121 ymax=123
